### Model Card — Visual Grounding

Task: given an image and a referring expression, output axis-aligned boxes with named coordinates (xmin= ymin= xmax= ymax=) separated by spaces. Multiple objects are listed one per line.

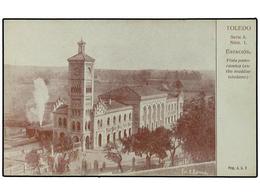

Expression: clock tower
xmin=67 ymin=39 xmax=95 ymax=150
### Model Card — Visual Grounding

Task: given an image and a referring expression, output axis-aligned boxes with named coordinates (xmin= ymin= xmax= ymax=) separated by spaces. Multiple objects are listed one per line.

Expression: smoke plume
xmin=26 ymin=78 xmax=49 ymax=126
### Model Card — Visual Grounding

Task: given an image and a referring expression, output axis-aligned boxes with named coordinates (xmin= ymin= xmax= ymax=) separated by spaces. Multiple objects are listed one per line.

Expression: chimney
xmin=78 ymin=38 xmax=86 ymax=54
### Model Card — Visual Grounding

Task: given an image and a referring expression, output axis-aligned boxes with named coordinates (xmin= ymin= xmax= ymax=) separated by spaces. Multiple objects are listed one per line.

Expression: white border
xmin=0 ymin=0 xmax=259 ymax=195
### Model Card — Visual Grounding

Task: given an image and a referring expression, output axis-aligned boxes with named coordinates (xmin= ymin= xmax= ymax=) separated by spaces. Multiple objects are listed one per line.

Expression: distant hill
xmin=4 ymin=64 xmax=215 ymax=122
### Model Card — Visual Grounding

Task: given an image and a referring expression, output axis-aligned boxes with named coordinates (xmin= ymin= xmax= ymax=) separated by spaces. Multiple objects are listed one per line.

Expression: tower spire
xmin=78 ymin=38 xmax=86 ymax=54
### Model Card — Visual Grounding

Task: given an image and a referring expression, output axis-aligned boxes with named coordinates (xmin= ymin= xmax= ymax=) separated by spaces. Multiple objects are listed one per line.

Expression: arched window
xmin=113 ymin=132 xmax=116 ymax=143
xmin=85 ymin=136 xmax=90 ymax=149
xmin=58 ymin=118 xmax=62 ymax=127
xmin=97 ymin=120 xmax=100 ymax=128
xmin=124 ymin=129 xmax=127 ymax=137
xmin=129 ymin=113 xmax=132 ymax=120
xmin=88 ymin=121 xmax=91 ymax=130
xmin=77 ymin=121 xmax=80 ymax=131
xmin=119 ymin=131 xmax=121 ymax=140
xmin=148 ymin=106 xmax=152 ymax=126
xmin=119 ymin=115 xmax=121 ymax=123
xmin=143 ymin=106 xmax=147 ymax=126
xmin=161 ymin=104 xmax=165 ymax=121
xmin=98 ymin=134 xmax=102 ymax=147
xmin=152 ymin=105 xmax=156 ymax=121
xmin=107 ymin=117 xmax=110 ymax=126
xmin=85 ymin=121 xmax=88 ymax=130
xmin=107 ymin=134 xmax=110 ymax=144
xmin=63 ymin=118 xmax=67 ymax=128
xmin=100 ymin=119 xmax=103 ymax=127
xmin=129 ymin=128 xmax=131 ymax=136
xmin=124 ymin=114 xmax=126 ymax=121
xmin=113 ymin=116 xmax=116 ymax=125
xmin=72 ymin=121 xmax=75 ymax=131
xmin=157 ymin=104 xmax=160 ymax=122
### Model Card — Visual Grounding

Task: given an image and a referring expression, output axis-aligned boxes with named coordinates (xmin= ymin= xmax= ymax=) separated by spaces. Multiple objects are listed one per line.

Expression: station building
xmin=51 ymin=40 xmax=184 ymax=150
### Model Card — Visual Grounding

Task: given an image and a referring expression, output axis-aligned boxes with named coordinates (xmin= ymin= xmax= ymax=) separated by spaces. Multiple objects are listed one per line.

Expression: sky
xmin=4 ymin=20 xmax=216 ymax=70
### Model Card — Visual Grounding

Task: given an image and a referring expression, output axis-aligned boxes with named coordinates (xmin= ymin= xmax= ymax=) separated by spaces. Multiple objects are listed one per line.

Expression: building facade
xmin=52 ymin=40 xmax=184 ymax=150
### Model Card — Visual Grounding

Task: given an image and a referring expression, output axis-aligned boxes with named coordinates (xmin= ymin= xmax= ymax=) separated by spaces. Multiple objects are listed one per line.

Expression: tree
xmin=122 ymin=128 xmax=169 ymax=169
xmin=104 ymin=142 xmax=124 ymax=173
xmin=134 ymin=70 xmax=151 ymax=85
xmin=175 ymin=91 xmax=215 ymax=162
xmin=25 ymin=149 xmax=41 ymax=174
xmin=164 ymin=127 xmax=183 ymax=166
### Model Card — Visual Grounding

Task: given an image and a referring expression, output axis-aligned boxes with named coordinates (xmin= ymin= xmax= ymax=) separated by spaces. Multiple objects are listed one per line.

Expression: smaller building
xmin=93 ymin=98 xmax=133 ymax=148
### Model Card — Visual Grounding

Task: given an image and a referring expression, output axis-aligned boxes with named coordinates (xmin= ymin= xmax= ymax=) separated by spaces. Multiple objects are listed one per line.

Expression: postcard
xmin=3 ymin=19 xmax=257 ymax=176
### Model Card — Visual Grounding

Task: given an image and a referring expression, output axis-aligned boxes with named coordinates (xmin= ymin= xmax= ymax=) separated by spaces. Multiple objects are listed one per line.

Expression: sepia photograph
xmin=3 ymin=19 xmax=224 ymax=176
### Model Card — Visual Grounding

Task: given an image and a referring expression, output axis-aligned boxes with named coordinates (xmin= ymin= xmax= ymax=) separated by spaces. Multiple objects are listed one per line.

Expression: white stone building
xmin=52 ymin=40 xmax=184 ymax=150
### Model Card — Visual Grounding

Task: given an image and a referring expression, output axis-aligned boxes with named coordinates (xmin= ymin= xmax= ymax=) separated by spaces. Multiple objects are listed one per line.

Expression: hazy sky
xmin=4 ymin=20 xmax=215 ymax=70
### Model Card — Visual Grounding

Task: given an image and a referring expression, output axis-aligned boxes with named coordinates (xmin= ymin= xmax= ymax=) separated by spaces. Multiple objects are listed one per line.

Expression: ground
xmin=4 ymin=127 xmax=185 ymax=176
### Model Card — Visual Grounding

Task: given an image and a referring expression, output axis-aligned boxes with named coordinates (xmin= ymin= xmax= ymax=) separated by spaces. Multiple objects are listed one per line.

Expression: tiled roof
xmin=105 ymin=100 xmax=132 ymax=111
xmin=98 ymin=85 xmax=168 ymax=103
xmin=67 ymin=53 xmax=95 ymax=62
xmin=167 ymin=93 xmax=179 ymax=99
xmin=128 ymin=86 xmax=167 ymax=97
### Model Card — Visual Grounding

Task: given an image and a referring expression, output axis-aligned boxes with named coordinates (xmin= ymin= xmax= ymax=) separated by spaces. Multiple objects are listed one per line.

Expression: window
xmin=124 ymin=129 xmax=127 ymax=137
xmin=124 ymin=114 xmax=126 ymax=121
xmin=77 ymin=121 xmax=80 ymax=131
xmin=113 ymin=116 xmax=116 ymax=125
xmin=85 ymin=121 xmax=88 ymax=130
xmin=98 ymin=134 xmax=102 ymax=147
xmin=88 ymin=121 xmax=91 ymax=130
xmin=97 ymin=120 xmax=100 ymax=128
xmin=107 ymin=117 xmax=110 ymax=126
xmin=113 ymin=132 xmax=116 ymax=143
xmin=119 ymin=131 xmax=121 ymax=140
xmin=86 ymin=87 xmax=92 ymax=93
xmin=174 ymin=115 xmax=176 ymax=122
xmin=107 ymin=134 xmax=110 ymax=144
xmin=58 ymin=118 xmax=62 ymax=127
xmin=129 ymin=128 xmax=131 ymax=136
xmin=85 ymin=136 xmax=90 ymax=149
xmin=100 ymin=119 xmax=103 ymax=127
xmin=119 ymin=115 xmax=121 ymax=123
xmin=129 ymin=113 xmax=132 ymax=120
xmin=72 ymin=121 xmax=75 ymax=131
xmin=63 ymin=118 xmax=67 ymax=128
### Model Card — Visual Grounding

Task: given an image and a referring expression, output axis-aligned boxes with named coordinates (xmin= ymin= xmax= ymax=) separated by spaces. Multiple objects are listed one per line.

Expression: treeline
xmin=95 ymin=69 xmax=204 ymax=86
xmin=6 ymin=64 xmax=208 ymax=86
